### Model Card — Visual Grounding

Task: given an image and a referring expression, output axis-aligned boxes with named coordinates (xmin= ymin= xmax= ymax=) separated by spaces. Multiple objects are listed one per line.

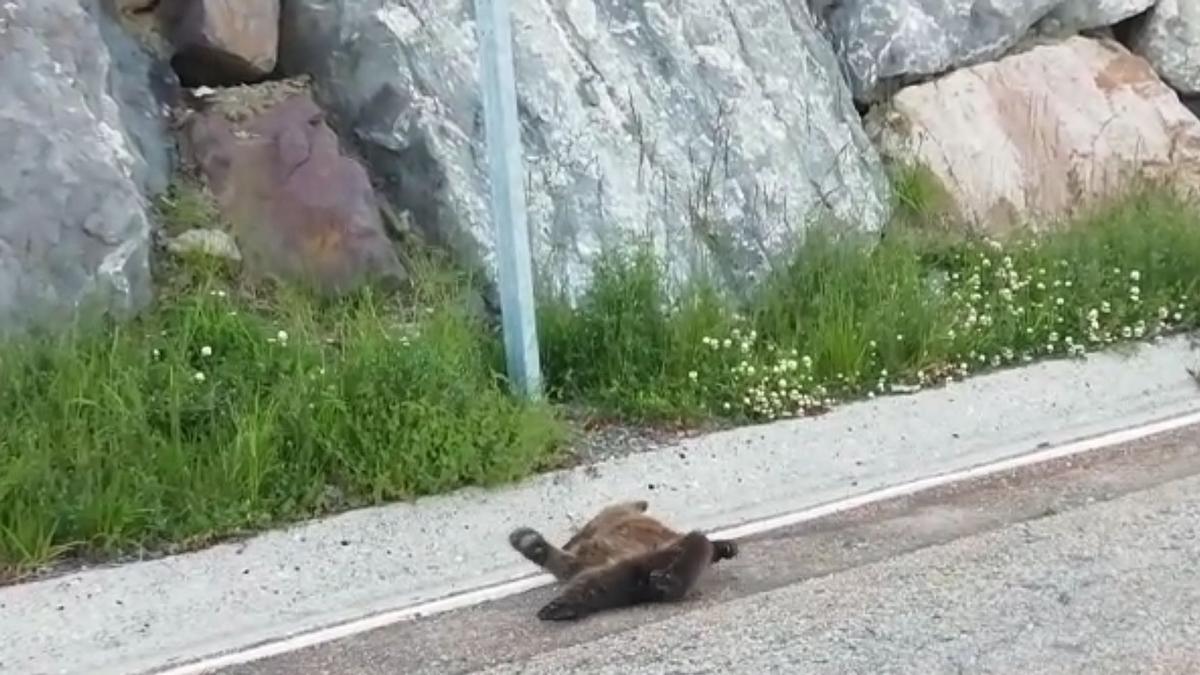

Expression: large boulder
xmin=815 ymin=0 xmax=1059 ymax=103
xmin=816 ymin=0 xmax=1156 ymax=104
xmin=0 ymin=0 xmax=175 ymax=335
xmin=183 ymin=80 xmax=407 ymax=295
xmin=866 ymin=37 xmax=1200 ymax=234
xmin=1128 ymin=0 xmax=1200 ymax=96
xmin=1039 ymin=0 xmax=1156 ymax=34
xmin=278 ymin=0 xmax=891 ymax=298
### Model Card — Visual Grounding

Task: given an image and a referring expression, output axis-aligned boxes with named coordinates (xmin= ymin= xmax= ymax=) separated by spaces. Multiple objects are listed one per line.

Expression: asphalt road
xmin=218 ymin=424 xmax=1200 ymax=675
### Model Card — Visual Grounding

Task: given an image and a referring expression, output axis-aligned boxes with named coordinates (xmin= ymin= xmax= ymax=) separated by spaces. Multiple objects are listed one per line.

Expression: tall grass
xmin=539 ymin=187 xmax=1200 ymax=422
xmin=0 ymin=265 xmax=563 ymax=579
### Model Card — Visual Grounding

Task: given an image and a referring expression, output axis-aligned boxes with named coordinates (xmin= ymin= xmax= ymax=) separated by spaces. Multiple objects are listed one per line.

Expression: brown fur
xmin=508 ymin=500 xmax=739 ymax=621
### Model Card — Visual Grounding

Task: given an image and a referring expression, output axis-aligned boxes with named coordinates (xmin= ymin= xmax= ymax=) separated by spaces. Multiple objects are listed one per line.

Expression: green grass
xmin=539 ymin=186 xmax=1200 ymax=423
xmin=0 ymin=262 xmax=564 ymax=579
xmin=3 ymin=182 xmax=1200 ymax=579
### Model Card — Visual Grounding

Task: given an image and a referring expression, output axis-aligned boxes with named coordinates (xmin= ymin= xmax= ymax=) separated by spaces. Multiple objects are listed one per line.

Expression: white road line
xmin=151 ymin=408 xmax=1200 ymax=675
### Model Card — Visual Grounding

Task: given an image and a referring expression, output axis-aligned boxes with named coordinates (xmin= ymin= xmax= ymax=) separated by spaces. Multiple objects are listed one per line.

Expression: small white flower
xmin=277 ymin=330 xmax=289 ymax=342
xmin=194 ymin=371 xmax=206 ymax=383
xmin=200 ymin=345 xmax=213 ymax=357
xmin=688 ymin=370 xmax=699 ymax=381
xmin=1129 ymin=270 xmax=1141 ymax=281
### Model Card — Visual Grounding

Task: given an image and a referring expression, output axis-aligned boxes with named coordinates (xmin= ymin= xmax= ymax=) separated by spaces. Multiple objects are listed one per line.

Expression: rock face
xmin=279 ymin=0 xmax=891 ymax=298
xmin=1039 ymin=0 xmax=1155 ymax=34
xmin=1128 ymin=0 xmax=1200 ymax=96
xmin=817 ymin=0 xmax=1158 ymax=104
xmin=165 ymin=0 xmax=281 ymax=86
xmin=816 ymin=0 xmax=1061 ymax=103
xmin=867 ymin=37 xmax=1200 ymax=234
xmin=183 ymin=82 xmax=407 ymax=296
xmin=0 ymin=0 xmax=173 ymax=335
xmin=90 ymin=0 xmax=180 ymax=198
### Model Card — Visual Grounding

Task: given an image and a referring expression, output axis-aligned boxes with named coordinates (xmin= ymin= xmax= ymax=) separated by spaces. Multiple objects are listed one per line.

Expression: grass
xmin=0 ymin=256 xmax=564 ymax=580
xmin=538 ymin=185 xmax=1200 ymax=423
xmin=3 ymin=180 xmax=1200 ymax=579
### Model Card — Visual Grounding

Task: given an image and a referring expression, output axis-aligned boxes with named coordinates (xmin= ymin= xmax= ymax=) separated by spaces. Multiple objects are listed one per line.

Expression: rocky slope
xmin=1 ymin=0 xmax=1198 ymax=332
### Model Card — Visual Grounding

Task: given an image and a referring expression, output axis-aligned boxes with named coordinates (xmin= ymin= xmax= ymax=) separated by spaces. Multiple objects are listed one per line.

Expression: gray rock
xmin=1038 ymin=0 xmax=1155 ymax=35
xmin=1128 ymin=0 xmax=1200 ymax=96
xmin=89 ymin=0 xmax=179 ymax=197
xmin=816 ymin=0 xmax=1063 ymax=103
xmin=0 ymin=0 xmax=167 ymax=335
xmin=279 ymin=0 xmax=890 ymax=299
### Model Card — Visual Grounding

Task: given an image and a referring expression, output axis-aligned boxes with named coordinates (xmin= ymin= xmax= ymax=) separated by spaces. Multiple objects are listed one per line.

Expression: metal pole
xmin=474 ymin=0 xmax=543 ymax=400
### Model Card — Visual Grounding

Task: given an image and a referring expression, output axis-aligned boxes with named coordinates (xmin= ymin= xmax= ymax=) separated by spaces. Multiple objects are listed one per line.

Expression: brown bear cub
xmin=508 ymin=500 xmax=739 ymax=621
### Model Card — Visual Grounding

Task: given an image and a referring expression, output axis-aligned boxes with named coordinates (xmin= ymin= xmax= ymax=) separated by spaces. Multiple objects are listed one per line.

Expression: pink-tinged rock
xmin=868 ymin=36 xmax=1200 ymax=233
xmin=166 ymin=0 xmax=279 ymax=86
xmin=184 ymin=85 xmax=406 ymax=296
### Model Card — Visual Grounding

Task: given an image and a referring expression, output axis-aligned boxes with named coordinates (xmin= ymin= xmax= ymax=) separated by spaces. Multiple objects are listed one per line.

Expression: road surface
xmin=217 ymin=425 xmax=1200 ymax=675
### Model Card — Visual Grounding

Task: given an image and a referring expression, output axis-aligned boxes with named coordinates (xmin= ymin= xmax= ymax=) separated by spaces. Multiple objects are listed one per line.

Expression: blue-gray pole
xmin=474 ymin=0 xmax=543 ymax=400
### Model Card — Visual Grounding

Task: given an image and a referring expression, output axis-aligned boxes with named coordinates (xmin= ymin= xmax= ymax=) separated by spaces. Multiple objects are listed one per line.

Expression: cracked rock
xmin=279 ymin=0 xmax=891 ymax=300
